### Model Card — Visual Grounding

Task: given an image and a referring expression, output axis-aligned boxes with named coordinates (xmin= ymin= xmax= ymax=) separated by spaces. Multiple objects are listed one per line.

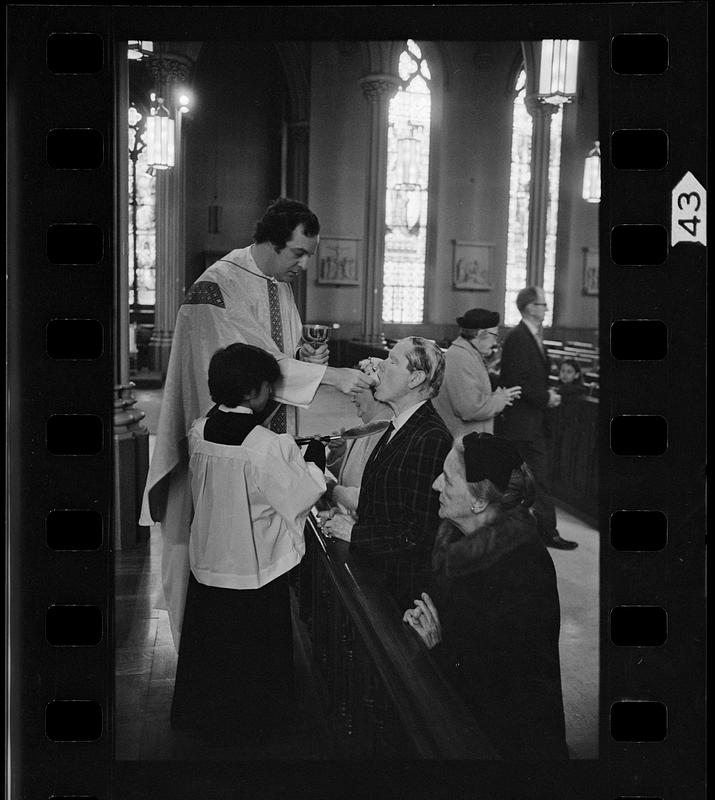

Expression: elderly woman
xmin=404 ymin=432 xmax=569 ymax=761
xmin=433 ymin=308 xmax=521 ymax=438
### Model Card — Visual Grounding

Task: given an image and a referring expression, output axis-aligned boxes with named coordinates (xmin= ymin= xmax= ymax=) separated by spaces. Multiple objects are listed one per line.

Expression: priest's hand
xmin=323 ymin=367 xmax=375 ymax=395
xmin=298 ymin=341 xmax=330 ymax=365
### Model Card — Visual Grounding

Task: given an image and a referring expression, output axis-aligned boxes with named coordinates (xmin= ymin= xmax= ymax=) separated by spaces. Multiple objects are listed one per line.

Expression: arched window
xmin=128 ymin=103 xmax=157 ymax=314
xmin=504 ymin=68 xmax=532 ymax=326
xmin=504 ymin=65 xmax=564 ymax=327
xmin=542 ymin=105 xmax=563 ymax=328
xmin=382 ymin=39 xmax=431 ymax=324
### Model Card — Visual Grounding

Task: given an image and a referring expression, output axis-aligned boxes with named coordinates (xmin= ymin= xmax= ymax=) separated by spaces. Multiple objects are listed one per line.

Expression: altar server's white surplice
xmin=139 ymin=246 xmax=325 ymax=649
xmin=187 ymin=418 xmax=326 ymax=590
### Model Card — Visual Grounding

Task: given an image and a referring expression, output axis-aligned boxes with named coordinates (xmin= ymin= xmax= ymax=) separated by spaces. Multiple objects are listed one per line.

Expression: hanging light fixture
xmin=146 ymin=94 xmax=175 ymax=170
xmin=582 ymin=141 xmax=601 ymax=203
xmin=537 ymin=39 xmax=580 ymax=104
xmin=127 ymin=40 xmax=154 ymax=61
xmin=177 ymin=92 xmax=191 ymax=115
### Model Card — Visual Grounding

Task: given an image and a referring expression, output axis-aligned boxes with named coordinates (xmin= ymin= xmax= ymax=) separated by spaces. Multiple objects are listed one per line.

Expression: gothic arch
xmin=520 ymin=40 xmax=541 ymax=98
xmin=359 ymin=40 xmax=405 ymax=78
xmin=506 ymin=44 xmax=526 ymax=97
xmin=273 ymin=42 xmax=311 ymax=122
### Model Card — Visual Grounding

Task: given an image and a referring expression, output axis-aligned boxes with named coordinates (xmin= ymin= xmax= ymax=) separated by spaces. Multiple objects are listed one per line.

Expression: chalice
xmin=302 ymin=323 xmax=331 ymax=349
xmin=303 ymin=324 xmax=330 ymax=361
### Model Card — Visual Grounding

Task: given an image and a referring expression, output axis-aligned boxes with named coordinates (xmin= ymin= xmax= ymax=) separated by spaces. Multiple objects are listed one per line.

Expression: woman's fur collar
xmin=432 ymin=505 xmax=538 ymax=579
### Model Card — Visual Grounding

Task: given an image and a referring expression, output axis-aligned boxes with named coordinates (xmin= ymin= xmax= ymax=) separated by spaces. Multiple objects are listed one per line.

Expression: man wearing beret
xmin=434 ymin=307 xmax=522 ymax=439
xmin=496 ymin=287 xmax=578 ymax=550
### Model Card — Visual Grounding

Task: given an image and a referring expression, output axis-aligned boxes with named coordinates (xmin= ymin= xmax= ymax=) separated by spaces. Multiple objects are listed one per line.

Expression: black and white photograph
xmin=6 ymin=4 xmax=707 ymax=800
xmin=115 ymin=32 xmax=600 ymax=763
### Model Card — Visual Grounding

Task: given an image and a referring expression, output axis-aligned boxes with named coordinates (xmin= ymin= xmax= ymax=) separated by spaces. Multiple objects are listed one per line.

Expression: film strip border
xmin=8 ymin=7 xmax=115 ymax=800
xmin=602 ymin=10 xmax=707 ymax=799
xmin=6 ymin=4 xmax=706 ymax=799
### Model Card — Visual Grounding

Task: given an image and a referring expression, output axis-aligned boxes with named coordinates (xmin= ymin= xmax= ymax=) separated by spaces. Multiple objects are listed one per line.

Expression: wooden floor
xmin=116 ymin=386 xmax=599 ymax=760
xmin=115 ymin=537 xmax=338 ymax=760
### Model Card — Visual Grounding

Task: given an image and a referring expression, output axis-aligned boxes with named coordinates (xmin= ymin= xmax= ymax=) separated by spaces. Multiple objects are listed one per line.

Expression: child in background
xmin=556 ymin=358 xmax=587 ymax=400
xmin=170 ymin=342 xmax=327 ymax=743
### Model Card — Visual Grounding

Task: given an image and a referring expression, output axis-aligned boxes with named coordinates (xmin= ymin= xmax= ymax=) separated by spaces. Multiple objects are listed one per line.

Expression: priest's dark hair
xmin=208 ymin=343 xmax=281 ymax=407
xmin=253 ymin=197 xmax=320 ymax=250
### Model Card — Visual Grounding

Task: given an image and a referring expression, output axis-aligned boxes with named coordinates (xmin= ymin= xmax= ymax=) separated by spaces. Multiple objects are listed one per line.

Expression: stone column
xmin=145 ymin=54 xmax=191 ymax=376
xmin=524 ymin=97 xmax=557 ymax=288
xmin=286 ymin=120 xmax=310 ymax=201
xmin=113 ymin=382 xmax=149 ymax=550
xmin=359 ymin=74 xmax=400 ymax=344
xmin=117 ymin=44 xmax=131 ymax=386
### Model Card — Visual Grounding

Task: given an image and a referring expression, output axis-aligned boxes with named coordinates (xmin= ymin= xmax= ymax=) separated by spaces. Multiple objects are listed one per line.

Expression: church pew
xmin=546 ymin=395 xmax=599 ymax=523
xmin=295 ymin=512 xmax=498 ymax=759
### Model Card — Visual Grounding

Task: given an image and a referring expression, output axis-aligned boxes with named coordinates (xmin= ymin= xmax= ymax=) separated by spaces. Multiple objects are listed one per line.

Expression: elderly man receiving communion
xmin=140 ymin=198 xmax=372 ymax=649
xmin=321 ymin=337 xmax=452 ymax=610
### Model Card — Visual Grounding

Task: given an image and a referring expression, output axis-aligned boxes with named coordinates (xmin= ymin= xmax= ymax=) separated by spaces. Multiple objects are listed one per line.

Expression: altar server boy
xmin=170 ymin=343 xmax=326 ymax=740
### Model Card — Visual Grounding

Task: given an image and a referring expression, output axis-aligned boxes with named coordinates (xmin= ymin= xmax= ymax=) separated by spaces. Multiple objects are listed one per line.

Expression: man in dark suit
xmin=496 ymin=287 xmax=578 ymax=550
xmin=321 ymin=337 xmax=453 ymax=608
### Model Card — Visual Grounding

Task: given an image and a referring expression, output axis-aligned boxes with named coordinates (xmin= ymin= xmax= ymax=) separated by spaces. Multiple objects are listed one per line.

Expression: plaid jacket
xmin=350 ymin=401 xmax=452 ymax=607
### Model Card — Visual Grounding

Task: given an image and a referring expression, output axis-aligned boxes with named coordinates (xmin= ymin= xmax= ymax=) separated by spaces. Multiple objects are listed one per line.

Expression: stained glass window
xmin=504 ymin=69 xmax=532 ymax=326
xmin=128 ymin=103 xmax=156 ymax=310
xmin=504 ymin=68 xmax=563 ymax=327
xmin=382 ymin=40 xmax=431 ymax=324
xmin=542 ymin=105 xmax=563 ymax=327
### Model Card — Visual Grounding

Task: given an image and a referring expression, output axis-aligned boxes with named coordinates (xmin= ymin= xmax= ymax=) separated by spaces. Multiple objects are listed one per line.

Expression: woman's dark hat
xmin=462 ymin=432 xmax=523 ymax=492
xmin=456 ymin=308 xmax=500 ymax=330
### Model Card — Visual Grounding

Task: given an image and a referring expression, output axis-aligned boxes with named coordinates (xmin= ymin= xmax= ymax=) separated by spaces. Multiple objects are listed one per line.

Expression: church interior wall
xmin=181 ymin=38 xmax=598 ymax=342
xmin=553 ymin=41 xmax=599 ymax=330
xmin=306 ymin=42 xmax=368 ymax=328
xmin=425 ymin=41 xmax=517 ymax=332
xmin=183 ymin=40 xmax=285 ymax=290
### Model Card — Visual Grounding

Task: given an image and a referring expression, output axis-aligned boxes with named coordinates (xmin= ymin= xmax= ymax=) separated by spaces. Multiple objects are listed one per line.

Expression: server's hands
xmin=316 ymin=504 xmax=355 ymax=542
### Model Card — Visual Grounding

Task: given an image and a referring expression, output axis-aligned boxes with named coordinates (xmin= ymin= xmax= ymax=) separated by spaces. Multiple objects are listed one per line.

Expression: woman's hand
xmin=496 ymin=385 xmax=522 ymax=408
xmin=403 ymin=592 xmax=442 ymax=649
xmin=504 ymin=385 xmax=521 ymax=405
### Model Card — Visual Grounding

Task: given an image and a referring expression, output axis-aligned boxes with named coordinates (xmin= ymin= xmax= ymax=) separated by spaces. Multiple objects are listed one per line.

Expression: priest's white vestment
xmin=139 ymin=246 xmax=326 ymax=648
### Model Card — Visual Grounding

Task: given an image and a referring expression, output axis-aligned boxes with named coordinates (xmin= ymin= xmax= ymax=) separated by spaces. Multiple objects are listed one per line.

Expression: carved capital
xmin=359 ymin=74 xmax=400 ymax=103
xmin=524 ymin=95 xmax=559 ymax=119
xmin=146 ymin=55 xmax=191 ymax=86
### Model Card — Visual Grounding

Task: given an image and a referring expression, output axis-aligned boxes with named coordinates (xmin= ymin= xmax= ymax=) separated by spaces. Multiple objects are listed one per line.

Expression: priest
xmin=139 ymin=198 xmax=372 ymax=648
